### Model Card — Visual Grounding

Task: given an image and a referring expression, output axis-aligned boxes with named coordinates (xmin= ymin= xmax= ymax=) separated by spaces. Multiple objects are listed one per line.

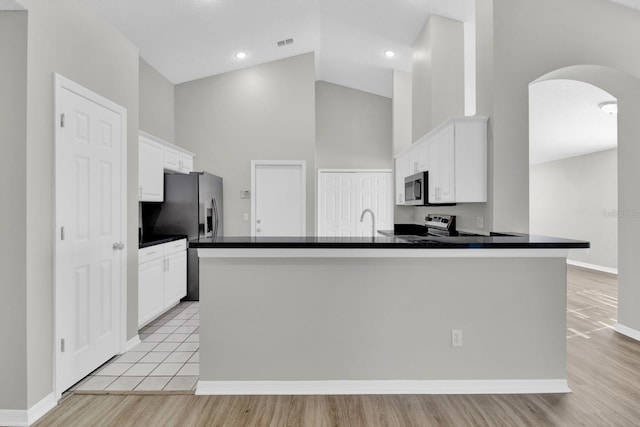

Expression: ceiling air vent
xmin=277 ymin=38 xmax=294 ymax=47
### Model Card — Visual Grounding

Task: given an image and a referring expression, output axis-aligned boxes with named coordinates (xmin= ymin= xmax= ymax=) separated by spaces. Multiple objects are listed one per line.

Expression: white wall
xmin=0 ymin=10 xmax=28 ymax=411
xmin=315 ymin=81 xmax=392 ymax=170
xmin=175 ymin=53 xmax=316 ymax=236
xmin=530 ymin=149 xmax=618 ymax=270
xmin=2 ymin=0 xmax=140 ymax=410
xmin=139 ymin=58 xmax=175 ymax=143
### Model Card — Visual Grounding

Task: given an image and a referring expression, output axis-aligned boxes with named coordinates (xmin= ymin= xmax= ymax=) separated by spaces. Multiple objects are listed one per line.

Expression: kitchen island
xmin=191 ymin=234 xmax=588 ymax=395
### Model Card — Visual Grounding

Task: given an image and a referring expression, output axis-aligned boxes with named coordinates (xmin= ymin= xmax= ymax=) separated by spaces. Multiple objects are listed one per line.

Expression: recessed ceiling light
xmin=599 ymin=101 xmax=617 ymax=115
xmin=384 ymin=50 xmax=395 ymax=58
xmin=235 ymin=51 xmax=247 ymax=60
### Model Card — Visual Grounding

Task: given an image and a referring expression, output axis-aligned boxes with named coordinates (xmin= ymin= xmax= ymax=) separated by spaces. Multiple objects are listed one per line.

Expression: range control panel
xmin=425 ymin=214 xmax=456 ymax=232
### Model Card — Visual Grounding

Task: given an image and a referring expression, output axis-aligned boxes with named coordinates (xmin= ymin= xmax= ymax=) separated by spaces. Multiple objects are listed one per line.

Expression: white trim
xmin=124 ymin=335 xmax=141 ymax=352
xmin=317 ymin=168 xmax=393 ymax=174
xmin=0 ymin=411 xmax=27 ymax=427
xmin=0 ymin=393 xmax=57 ymax=427
xmin=139 ymin=129 xmax=194 ymax=156
xmin=250 ymin=160 xmax=307 ymax=237
xmin=198 ymin=248 xmax=570 ymax=259
xmin=567 ymin=259 xmax=618 ymax=275
xmin=614 ymin=323 xmax=640 ymax=342
xmin=53 ymin=73 xmax=128 ymax=398
xmin=196 ymin=379 xmax=570 ymax=396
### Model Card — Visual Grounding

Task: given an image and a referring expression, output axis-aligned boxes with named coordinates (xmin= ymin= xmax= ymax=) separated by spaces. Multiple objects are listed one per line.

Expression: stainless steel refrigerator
xmin=150 ymin=171 xmax=223 ymax=300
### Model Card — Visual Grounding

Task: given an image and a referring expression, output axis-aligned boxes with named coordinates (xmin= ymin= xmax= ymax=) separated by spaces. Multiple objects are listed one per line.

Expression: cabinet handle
xmin=147 ymin=251 xmax=157 ymax=255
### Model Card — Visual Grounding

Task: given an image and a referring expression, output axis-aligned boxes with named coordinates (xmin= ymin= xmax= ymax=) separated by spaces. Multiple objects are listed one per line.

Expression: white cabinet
xmin=393 ymin=116 xmax=488 ymax=205
xmin=138 ymin=135 xmax=164 ymax=202
xmin=138 ymin=239 xmax=187 ymax=328
xmin=163 ymin=145 xmax=194 ymax=174
xmin=427 ymin=123 xmax=455 ymax=203
xmin=139 ymin=131 xmax=195 ymax=202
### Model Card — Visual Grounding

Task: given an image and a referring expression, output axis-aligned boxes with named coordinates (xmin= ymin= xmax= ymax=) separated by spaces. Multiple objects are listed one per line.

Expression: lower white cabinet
xmin=138 ymin=239 xmax=187 ymax=328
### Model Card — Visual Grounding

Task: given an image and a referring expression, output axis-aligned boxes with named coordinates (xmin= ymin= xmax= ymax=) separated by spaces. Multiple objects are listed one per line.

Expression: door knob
xmin=112 ymin=242 xmax=125 ymax=250
xmin=256 ymin=228 xmax=262 ymax=233
xmin=256 ymin=219 xmax=261 ymax=224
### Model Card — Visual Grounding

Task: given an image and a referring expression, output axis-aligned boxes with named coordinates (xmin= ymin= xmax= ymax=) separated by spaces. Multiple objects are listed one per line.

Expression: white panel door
xmin=252 ymin=161 xmax=306 ymax=236
xmin=317 ymin=171 xmax=393 ymax=237
xmin=318 ymin=173 xmax=356 ymax=237
xmin=355 ymin=173 xmax=394 ymax=237
xmin=56 ymin=81 xmax=123 ymax=393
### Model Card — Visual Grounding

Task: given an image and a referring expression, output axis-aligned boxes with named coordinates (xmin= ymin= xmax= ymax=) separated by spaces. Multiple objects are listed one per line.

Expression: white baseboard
xmin=124 ymin=335 xmax=141 ymax=353
xmin=196 ymin=379 xmax=570 ymax=396
xmin=615 ymin=323 xmax=640 ymax=342
xmin=0 ymin=392 xmax=57 ymax=426
xmin=567 ymin=259 xmax=618 ymax=275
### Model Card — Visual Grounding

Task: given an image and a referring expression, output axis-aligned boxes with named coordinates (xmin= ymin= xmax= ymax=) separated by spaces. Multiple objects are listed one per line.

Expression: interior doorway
xmin=251 ymin=160 xmax=306 ymax=236
xmin=528 ymin=79 xmax=618 ymax=274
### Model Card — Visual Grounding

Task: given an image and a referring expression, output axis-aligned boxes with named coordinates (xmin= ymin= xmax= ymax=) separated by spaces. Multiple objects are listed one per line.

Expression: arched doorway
xmin=529 ymin=65 xmax=640 ymax=340
xmin=529 ymin=79 xmax=618 ymax=272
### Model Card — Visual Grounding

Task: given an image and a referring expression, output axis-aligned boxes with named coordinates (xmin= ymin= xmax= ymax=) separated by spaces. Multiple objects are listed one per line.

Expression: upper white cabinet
xmin=139 ymin=131 xmax=195 ymax=202
xmin=163 ymin=145 xmax=194 ymax=174
xmin=394 ymin=116 xmax=488 ymax=205
xmin=139 ymin=134 xmax=164 ymax=202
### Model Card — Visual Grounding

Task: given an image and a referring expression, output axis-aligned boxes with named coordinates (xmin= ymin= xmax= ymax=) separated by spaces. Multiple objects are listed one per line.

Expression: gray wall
xmin=477 ymin=0 xmax=640 ymax=334
xmin=392 ymin=70 xmax=415 ymax=224
xmin=530 ymin=149 xmax=618 ymax=270
xmin=0 ymin=10 xmax=28 ymax=411
xmin=175 ymin=53 xmax=316 ymax=236
xmin=4 ymin=0 xmax=140 ymax=409
xmin=412 ymin=15 xmax=465 ymax=142
xmin=201 ymin=256 xmax=567 ymax=381
xmin=139 ymin=57 xmax=175 ymax=143
xmin=315 ymin=81 xmax=392 ymax=170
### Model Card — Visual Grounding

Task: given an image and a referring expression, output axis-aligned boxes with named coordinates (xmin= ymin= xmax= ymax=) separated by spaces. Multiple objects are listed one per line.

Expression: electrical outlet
xmin=476 ymin=216 xmax=485 ymax=229
xmin=243 ymin=213 xmax=249 ymax=221
xmin=451 ymin=329 xmax=463 ymax=347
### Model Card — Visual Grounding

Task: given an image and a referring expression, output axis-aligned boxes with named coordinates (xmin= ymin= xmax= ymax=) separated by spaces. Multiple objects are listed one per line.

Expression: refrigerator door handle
xmin=213 ymin=198 xmax=219 ymax=238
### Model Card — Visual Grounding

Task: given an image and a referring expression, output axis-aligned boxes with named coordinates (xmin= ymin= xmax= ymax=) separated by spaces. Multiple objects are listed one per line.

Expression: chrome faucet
xmin=360 ymin=208 xmax=376 ymax=237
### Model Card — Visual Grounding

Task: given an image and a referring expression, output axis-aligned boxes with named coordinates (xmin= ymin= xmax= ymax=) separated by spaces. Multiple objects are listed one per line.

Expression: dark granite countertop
xmin=189 ymin=233 xmax=589 ymax=250
xmin=139 ymin=234 xmax=188 ymax=249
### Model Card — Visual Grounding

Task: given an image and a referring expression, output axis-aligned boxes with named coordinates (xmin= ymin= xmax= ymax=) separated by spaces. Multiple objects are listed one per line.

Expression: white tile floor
xmin=72 ymin=301 xmax=199 ymax=392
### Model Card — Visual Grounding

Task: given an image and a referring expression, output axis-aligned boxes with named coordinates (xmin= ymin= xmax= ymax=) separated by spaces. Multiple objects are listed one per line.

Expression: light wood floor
xmin=34 ymin=266 xmax=640 ymax=426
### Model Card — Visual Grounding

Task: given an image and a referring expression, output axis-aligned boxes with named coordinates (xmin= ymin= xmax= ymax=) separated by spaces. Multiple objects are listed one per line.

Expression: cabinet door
xmin=416 ymin=140 xmax=429 ymax=172
xmin=139 ymin=137 xmax=164 ymax=201
xmin=179 ymin=153 xmax=194 ymax=174
xmin=427 ymin=125 xmax=455 ymax=203
xmin=437 ymin=126 xmax=455 ymax=203
xmin=164 ymin=146 xmax=180 ymax=172
xmin=138 ymin=259 xmax=165 ymax=328
xmin=164 ymin=251 xmax=187 ymax=308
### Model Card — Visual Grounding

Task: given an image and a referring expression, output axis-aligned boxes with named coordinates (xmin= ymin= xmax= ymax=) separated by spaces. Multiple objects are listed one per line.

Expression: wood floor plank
xmin=34 ymin=266 xmax=640 ymax=426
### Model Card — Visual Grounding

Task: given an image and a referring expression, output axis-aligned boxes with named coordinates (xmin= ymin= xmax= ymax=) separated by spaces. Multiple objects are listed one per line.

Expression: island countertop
xmin=189 ymin=233 xmax=589 ymax=250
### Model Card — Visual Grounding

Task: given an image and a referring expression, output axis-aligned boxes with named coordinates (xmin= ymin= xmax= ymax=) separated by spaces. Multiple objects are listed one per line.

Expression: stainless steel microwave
xmin=404 ymin=171 xmax=428 ymax=205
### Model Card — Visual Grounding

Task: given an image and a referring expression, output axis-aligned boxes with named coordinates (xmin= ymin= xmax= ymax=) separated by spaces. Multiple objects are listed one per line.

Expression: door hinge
xmin=60 ymin=226 xmax=65 ymax=241
xmin=60 ymin=113 xmax=65 ymax=128
xmin=60 ymin=338 xmax=65 ymax=353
